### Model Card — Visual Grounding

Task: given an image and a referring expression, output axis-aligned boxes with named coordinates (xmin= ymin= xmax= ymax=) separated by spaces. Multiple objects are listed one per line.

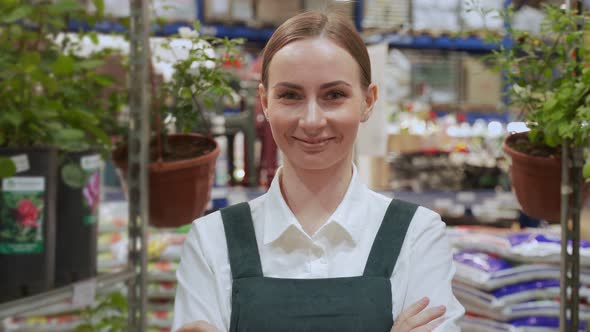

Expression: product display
xmin=450 ymin=227 xmax=590 ymax=330
xmin=449 ymin=227 xmax=590 ymax=265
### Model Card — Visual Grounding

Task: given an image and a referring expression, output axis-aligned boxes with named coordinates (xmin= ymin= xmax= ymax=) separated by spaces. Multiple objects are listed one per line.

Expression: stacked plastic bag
xmin=146 ymin=228 xmax=187 ymax=332
xmin=98 ymin=201 xmax=128 ymax=273
xmin=449 ymin=226 xmax=590 ymax=331
xmin=99 ymin=200 xmax=189 ymax=332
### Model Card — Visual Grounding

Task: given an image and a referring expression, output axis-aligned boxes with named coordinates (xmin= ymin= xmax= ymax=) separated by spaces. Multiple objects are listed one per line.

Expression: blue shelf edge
xmin=67 ymin=19 xmax=273 ymax=41
xmin=382 ymin=33 xmax=511 ymax=52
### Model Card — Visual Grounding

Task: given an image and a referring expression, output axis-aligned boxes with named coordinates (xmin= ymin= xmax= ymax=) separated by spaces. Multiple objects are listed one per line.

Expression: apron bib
xmin=220 ymin=199 xmax=418 ymax=332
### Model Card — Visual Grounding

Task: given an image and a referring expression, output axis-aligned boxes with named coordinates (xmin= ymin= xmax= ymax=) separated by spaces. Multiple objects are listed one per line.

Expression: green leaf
xmin=91 ymin=0 xmax=105 ymax=16
xmin=74 ymin=59 xmax=104 ymax=71
xmin=1 ymin=111 xmax=23 ymax=127
xmin=83 ymin=123 xmax=110 ymax=147
xmin=20 ymin=52 xmax=41 ymax=67
xmin=61 ymin=163 xmax=87 ymax=188
xmin=584 ymin=161 xmax=590 ymax=181
xmin=52 ymin=55 xmax=75 ymax=75
xmin=65 ymin=109 xmax=99 ymax=125
xmin=544 ymin=98 xmax=558 ymax=111
xmin=47 ymin=0 xmax=83 ymax=14
xmin=2 ymin=5 xmax=33 ymax=23
xmin=92 ymin=74 xmax=114 ymax=86
xmin=88 ymin=31 xmax=99 ymax=45
xmin=53 ymin=129 xmax=88 ymax=152
xmin=0 ymin=158 xmax=17 ymax=179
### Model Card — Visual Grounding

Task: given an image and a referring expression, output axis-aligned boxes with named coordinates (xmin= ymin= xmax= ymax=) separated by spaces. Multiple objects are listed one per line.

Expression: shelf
xmin=66 ymin=19 xmax=274 ymax=41
xmin=0 ymin=269 xmax=135 ymax=319
xmin=366 ymin=33 xmax=511 ymax=52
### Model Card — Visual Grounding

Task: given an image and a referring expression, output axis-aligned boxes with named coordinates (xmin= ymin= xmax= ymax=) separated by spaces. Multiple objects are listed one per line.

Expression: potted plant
xmin=0 ymin=0 xmax=126 ymax=299
xmin=112 ymin=23 xmax=243 ymax=228
xmin=476 ymin=3 xmax=590 ymax=222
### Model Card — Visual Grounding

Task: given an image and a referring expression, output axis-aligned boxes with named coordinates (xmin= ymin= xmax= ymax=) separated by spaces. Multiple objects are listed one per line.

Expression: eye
xmin=277 ymin=91 xmax=302 ymax=100
xmin=325 ymin=90 xmax=347 ymax=100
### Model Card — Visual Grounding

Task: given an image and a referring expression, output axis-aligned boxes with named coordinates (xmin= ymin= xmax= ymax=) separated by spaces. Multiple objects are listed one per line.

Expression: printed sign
xmin=0 ymin=177 xmax=45 ymax=254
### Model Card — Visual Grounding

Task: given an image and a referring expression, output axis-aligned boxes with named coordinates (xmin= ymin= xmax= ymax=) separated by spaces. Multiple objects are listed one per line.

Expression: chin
xmin=288 ymin=152 xmax=348 ymax=172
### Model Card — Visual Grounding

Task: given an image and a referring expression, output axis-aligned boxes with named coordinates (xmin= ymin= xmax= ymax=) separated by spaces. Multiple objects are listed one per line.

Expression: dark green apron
xmin=220 ymin=199 xmax=418 ymax=332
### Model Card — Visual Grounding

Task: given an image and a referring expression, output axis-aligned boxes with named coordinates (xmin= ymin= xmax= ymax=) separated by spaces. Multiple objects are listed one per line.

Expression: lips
xmin=293 ymin=136 xmax=334 ymax=151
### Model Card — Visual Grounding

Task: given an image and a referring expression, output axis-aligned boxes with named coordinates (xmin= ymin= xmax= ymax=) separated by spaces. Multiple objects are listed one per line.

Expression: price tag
xmin=81 ymin=155 xmax=101 ymax=171
xmin=11 ymin=154 xmax=29 ymax=173
xmin=72 ymin=279 xmax=97 ymax=308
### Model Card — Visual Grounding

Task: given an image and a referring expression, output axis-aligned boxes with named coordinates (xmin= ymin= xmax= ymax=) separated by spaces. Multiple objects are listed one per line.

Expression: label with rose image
xmin=0 ymin=177 xmax=45 ymax=254
xmin=81 ymin=155 xmax=101 ymax=226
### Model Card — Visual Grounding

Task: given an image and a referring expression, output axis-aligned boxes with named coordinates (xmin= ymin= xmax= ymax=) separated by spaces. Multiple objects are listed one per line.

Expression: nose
xmin=299 ymin=99 xmax=326 ymax=134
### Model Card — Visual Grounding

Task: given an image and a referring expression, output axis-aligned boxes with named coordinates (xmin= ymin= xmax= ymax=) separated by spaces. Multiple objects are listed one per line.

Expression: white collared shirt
xmin=172 ymin=165 xmax=464 ymax=331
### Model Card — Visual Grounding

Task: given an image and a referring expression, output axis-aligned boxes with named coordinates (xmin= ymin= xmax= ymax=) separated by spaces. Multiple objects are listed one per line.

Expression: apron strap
xmin=220 ymin=202 xmax=263 ymax=279
xmin=363 ymin=199 xmax=418 ymax=278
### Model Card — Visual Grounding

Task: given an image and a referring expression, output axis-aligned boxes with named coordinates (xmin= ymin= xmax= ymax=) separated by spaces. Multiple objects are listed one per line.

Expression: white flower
xmin=193 ymin=40 xmax=212 ymax=50
xmin=204 ymin=47 xmax=216 ymax=59
xmin=178 ymin=27 xmax=199 ymax=39
xmin=512 ymin=83 xmax=524 ymax=94
xmin=512 ymin=83 xmax=531 ymax=98
xmin=188 ymin=61 xmax=200 ymax=77
xmin=203 ymin=60 xmax=216 ymax=69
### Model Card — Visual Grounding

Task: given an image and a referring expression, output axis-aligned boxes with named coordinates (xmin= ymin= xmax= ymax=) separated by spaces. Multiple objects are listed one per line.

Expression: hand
xmin=178 ymin=321 xmax=222 ymax=332
xmin=390 ymin=297 xmax=446 ymax=332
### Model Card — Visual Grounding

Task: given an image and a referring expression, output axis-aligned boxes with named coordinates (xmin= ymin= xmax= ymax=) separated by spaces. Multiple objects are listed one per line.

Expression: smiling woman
xmin=173 ymin=10 xmax=464 ymax=332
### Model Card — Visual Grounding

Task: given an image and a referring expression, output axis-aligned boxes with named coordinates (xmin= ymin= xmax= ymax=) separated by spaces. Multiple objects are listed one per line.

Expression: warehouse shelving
xmin=0 ymin=269 xmax=134 ymax=320
xmin=66 ymin=0 xmax=506 ymax=51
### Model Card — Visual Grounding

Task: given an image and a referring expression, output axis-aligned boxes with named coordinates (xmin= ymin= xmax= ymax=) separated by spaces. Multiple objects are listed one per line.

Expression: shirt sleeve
xmin=172 ymin=218 xmax=227 ymax=332
xmin=400 ymin=207 xmax=465 ymax=332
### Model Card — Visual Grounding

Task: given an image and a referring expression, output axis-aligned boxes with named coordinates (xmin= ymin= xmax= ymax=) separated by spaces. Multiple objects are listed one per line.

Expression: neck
xmin=279 ymin=158 xmax=353 ymax=236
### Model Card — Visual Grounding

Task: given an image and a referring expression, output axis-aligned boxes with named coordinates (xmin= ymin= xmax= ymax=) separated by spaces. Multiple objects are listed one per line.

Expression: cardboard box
xmin=256 ymin=0 xmax=302 ymax=27
xmin=463 ymin=56 xmax=502 ymax=107
xmin=357 ymin=156 xmax=391 ymax=190
xmin=204 ymin=0 xmax=232 ymax=23
xmin=232 ymin=0 xmax=255 ymax=24
xmin=387 ymin=133 xmax=430 ymax=153
xmin=154 ymin=0 xmax=197 ymax=21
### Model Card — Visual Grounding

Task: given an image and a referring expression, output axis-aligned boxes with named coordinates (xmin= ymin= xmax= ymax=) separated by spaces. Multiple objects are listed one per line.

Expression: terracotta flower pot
xmin=503 ymin=132 xmax=587 ymax=223
xmin=113 ymin=134 xmax=219 ymax=228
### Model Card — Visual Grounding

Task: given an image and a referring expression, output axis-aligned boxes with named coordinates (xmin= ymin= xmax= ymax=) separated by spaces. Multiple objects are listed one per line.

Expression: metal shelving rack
xmin=560 ymin=3 xmax=584 ymax=332
xmin=126 ymin=0 xmax=151 ymax=329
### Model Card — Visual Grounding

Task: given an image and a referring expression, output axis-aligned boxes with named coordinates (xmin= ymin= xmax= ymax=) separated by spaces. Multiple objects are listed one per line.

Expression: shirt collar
xmin=262 ymin=164 xmax=368 ymax=245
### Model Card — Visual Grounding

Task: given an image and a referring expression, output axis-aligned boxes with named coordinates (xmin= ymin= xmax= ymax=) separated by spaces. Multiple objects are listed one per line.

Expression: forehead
xmin=267 ymin=37 xmax=360 ymax=87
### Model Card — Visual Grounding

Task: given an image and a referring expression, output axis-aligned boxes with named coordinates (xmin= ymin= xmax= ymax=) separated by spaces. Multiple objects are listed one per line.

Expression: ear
xmin=258 ymin=83 xmax=269 ymax=119
xmin=361 ymin=83 xmax=378 ymax=123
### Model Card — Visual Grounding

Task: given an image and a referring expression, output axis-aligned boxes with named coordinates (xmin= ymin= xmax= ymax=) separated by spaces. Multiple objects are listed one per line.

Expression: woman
xmin=173 ymin=10 xmax=464 ymax=332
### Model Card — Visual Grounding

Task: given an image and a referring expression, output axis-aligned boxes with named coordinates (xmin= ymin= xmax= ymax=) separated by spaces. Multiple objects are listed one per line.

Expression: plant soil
xmin=150 ymin=136 xmax=215 ymax=163
xmin=507 ymin=134 xmax=561 ymax=158
xmin=113 ymin=135 xmax=216 ymax=164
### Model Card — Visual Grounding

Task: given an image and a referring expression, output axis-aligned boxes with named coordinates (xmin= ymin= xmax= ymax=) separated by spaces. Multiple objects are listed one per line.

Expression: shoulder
xmin=366 ymin=190 xmax=445 ymax=240
xmin=189 ymin=194 xmax=267 ymax=240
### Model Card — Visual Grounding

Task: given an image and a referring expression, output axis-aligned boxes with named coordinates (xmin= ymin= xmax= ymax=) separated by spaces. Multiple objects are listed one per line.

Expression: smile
xmin=293 ymin=137 xmax=334 ymax=150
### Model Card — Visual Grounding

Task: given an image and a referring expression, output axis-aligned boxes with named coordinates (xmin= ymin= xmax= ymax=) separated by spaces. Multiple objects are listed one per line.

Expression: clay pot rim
xmin=503 ymin=131 xmax=561 ymax=167
xmin=113 ymin=133 xmax=220 ymax=173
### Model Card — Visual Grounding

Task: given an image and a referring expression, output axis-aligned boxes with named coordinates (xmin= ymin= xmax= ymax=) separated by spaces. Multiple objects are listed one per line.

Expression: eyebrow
xmin=272 ymin=80 xmax=352 ymax=90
